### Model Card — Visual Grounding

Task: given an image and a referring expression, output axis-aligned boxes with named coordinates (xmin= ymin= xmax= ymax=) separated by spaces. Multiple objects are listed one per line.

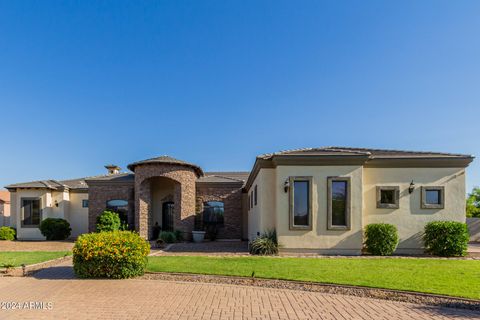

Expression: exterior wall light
xmin=408 ymin=180 xmax=415 ymax=194
xmin=284 ymin=179 xmax=290 ymax=193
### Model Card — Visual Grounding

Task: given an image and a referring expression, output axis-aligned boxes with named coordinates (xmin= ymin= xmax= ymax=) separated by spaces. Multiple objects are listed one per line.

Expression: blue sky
xmin=0 ymin=1 xmax=479 ymax=191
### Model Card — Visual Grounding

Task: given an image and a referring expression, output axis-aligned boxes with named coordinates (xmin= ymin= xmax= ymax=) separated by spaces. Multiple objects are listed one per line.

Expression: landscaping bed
xmin=146 ymin=256 xmax=480 ymax=300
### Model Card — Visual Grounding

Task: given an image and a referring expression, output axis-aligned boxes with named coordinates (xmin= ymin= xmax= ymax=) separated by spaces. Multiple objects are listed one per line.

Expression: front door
xmin=162 ymin=201 xmax=174 ymax=231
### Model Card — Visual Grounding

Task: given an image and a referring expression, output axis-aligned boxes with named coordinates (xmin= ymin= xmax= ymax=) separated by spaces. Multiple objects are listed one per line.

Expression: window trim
xmin=327 ymin=176 xmax=351 ymax=231
xmin=289 ymin=176 xmax=313 ymax=231
xmin=376 ymin=186 xmax=400 ymax=209
xmin=421 ymin=186 xmax=445 ymax=209
xmin=21 ymin=197 xmax=42 ymax=228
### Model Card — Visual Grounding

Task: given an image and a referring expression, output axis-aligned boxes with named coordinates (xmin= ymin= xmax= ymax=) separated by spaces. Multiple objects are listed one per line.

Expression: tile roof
xmin=258 ymin=146 xmax=473 ymax=159
xmin=0 ymin=191 xmax=10 ymax=203
xmin=127 ymin=155 xmax=204 ymax=176
xmin=198 ymin=172 xmax=250 ymax=184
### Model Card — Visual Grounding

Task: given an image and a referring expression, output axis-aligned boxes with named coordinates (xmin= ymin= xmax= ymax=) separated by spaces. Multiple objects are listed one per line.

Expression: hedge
xmin=73 ymin=231 xmax=150 ymax=279
xmin=39 ymin=218 xmax=72 ymax=240
xmin=96 ymin=210 xmax=121 ymax=232
xmin=364 ymin=223 xmax=399 ymax=256
xmin=424 ymin=221 xmax=469 ymax=257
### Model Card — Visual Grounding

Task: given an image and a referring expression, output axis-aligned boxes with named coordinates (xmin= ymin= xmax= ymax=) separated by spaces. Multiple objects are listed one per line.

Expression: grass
xmin=0 ymin=251 xmax=71 ymax=268
xmin=147 ymin=256 xmax=480 ymax=299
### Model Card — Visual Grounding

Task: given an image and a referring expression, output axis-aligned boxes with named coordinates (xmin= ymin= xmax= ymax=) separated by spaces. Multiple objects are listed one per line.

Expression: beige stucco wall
xmin=11 ymin=189 xmax=90 ymax=240
xmin=247 ymin=168 xmax=276 ymax=241
xmin=0 ymin=202 xmax=10 ymax=226
xmin=363 ymin=167 xmax=466 ymax=253
xmin=68 ymin=192 xmax=89 ymax=238
xmin=274 ymin=165 xmax=364 ymax=254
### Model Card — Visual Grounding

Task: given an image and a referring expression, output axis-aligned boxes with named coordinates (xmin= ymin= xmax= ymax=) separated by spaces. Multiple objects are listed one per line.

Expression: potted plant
xmin=192 ymin=212 xmax=206 ymax=243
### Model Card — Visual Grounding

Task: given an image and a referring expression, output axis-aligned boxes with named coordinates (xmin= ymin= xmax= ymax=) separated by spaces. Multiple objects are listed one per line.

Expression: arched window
xmin=106 ymin=199 xmax=129 ymax=226
xmin=203 ymin=201 xmax=224 ymax=226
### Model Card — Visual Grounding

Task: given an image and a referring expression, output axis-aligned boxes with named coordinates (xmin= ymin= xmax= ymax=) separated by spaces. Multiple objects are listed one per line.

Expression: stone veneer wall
xmin=134 ymin=164 xmax=197 ymax=239
xmin=87 ymin=184 xmax=135 ymax=232
xmin=195 ymin=183 xmax=244 ymax=239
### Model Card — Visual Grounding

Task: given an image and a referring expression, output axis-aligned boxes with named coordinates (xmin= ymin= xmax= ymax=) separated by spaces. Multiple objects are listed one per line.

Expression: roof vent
xmin=105 ymin=165 xmax=121 ymax=175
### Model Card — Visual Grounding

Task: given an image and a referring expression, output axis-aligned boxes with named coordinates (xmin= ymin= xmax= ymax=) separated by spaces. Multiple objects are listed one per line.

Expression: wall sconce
xmin=284 ymin=179 xmax=290 ymax=193
xmin=408 ymin=180 xmax=415 ymax=194
xmin=54 ymin=200 xmax=59 ymax=207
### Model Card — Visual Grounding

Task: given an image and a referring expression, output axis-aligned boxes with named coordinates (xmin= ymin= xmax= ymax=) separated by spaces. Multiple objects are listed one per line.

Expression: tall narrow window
xmin=250 ymin=191 xmax=254 ymax=208
xmin=327 ymin=177 xmax=351 ymax=230
xmin=289 ymin=177 xmax=312 ymax=230
xmin=254 ymin=185 xmax=258 ymax=206
xmin=21 ymin=198 xmax=41 ymax=227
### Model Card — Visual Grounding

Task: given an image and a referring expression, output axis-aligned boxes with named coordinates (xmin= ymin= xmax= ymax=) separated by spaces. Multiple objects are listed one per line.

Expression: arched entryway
xmin=129 ymin=156 xmax=203 ymax=240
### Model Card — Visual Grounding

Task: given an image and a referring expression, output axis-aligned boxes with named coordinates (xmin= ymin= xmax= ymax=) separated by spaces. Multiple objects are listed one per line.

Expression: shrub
xmin=39 ymin=218 xmax=72 ymax=240
xmin=424 ymin=221 xmax=469 ymax=257
xmin=0 ymin=226 xmax=16 ymax=241
xmin=364 ymin=223 xmax=399 ymax=256
xmin=174 ymin=230 xmax=184 ymax=242
xmin=96 ymin=210 xmax=121 ymax=232
xmin=249 ymin=230 xmax=278 ymax=255
xmin=158 ymin=231 xmax=177 ymax=243
xmin=73 ymin=231 xmax=150 ymax=279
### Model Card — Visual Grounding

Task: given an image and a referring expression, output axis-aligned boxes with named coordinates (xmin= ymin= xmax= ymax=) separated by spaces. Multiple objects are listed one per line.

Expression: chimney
xmin=105 ymin=164 xmax=121 ymax=175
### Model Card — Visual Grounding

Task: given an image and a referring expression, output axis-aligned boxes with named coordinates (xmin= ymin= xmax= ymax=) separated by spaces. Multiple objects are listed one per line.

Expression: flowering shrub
xmin=73 ymin=231 xmax=150 ymax=279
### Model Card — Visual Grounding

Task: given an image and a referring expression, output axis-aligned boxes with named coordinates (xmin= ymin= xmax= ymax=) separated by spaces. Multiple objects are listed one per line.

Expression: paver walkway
xmin=0 ymin=241 xmax=74 ymax=252
xmin=0 ymin=267 xmax=478 ymax=319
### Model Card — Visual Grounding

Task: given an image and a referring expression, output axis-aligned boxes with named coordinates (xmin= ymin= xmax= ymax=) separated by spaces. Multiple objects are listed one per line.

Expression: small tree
xmin=96 ymin=210 xmax=121 ymax=232
xmin=466 ymin=187 xmax=480 ymax=218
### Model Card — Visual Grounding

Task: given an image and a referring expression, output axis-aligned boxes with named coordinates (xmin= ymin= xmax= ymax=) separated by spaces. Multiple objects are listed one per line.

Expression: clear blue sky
xmin=0 ymin=1 xmax=479 ymax=191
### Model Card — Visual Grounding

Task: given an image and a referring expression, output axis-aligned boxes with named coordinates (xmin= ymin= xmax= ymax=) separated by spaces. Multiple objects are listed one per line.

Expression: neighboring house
xmin=0 ymin=190 xmax=11 ymax=227
xmin=5 ymin=147 xmax=474 ymax=255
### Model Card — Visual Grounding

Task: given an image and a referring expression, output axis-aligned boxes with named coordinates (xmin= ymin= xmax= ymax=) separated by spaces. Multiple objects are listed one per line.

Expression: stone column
xmin=135 ymin=180 xmax=151 ymax=239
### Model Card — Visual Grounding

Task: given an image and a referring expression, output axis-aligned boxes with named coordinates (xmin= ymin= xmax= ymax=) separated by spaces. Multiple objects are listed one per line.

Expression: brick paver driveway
xmin=0 ymin=269 xmax=477 ymax=320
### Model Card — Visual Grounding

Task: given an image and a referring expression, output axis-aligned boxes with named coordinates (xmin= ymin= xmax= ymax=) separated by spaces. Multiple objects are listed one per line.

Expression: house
xmin=5 ymin=147 xmax=474 ymax=254
xmin=0 ymin=191 xmax=11 ymax=227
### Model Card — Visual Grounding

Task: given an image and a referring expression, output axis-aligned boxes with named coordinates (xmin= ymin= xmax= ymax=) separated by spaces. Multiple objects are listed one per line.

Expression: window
xmin=254 ymin=185 xmax=258 ymax=206
xmin=376 ymin=186 xmax=399 ymax=209
xmin=248 ymin=195 xmax=250 ymax=211
xmin=289 ymin=177 xmax=312 ymax=230
xmin=106 ymin=199 xmax=129 ymax=225
xmin=327 ymin=177 xmax=351 ymax=230
xmin=203 ymin=201 xmax=224 ymax=226
xmin=21 ymin=198 xmax=41 ymax=227
xmin=82 ymin=199 xmax=89 ymax=208
xmin=250 ymin=191 xmax=254 ymax=208
xmin=421 ymin=186 xmax=444 ymax=209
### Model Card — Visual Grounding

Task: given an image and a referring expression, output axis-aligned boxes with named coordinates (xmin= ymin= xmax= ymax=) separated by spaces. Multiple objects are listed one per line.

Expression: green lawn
xmin=147 ymin=256 xmax=480 ymax=299
xmin=0 ymin=251 xmax=71 ymax=267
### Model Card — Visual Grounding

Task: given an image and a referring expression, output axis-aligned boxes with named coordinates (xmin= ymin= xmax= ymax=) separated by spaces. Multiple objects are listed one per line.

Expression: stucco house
xmin=5 ymin=147 xmax=474 ymax=254
xmin=0 ymin=191 xmax=11 ymax=227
